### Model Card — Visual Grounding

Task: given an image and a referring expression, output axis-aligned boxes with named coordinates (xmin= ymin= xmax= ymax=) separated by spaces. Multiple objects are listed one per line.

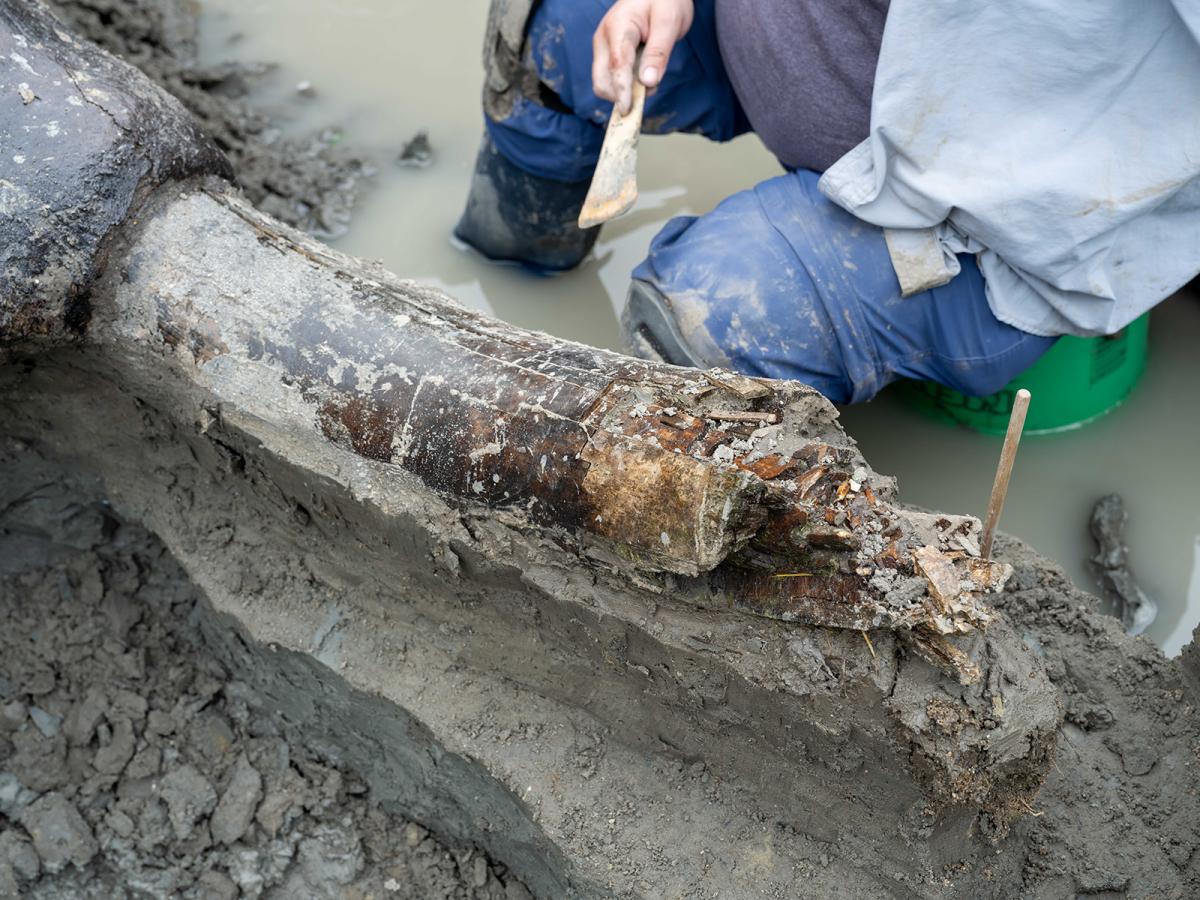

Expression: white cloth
xmin=820 ymin=0 xmax=1200 ymax=337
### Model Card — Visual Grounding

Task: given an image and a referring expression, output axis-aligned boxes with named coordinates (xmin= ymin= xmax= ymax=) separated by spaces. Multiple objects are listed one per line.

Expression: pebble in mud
xmin=210 ymin=754 xmax=263 ymax=845
xmin=0 ymin=476 xmax=532 ymax=899
xmin=17 ymin=793 xmax=98 ymax=874
xmin=397 ymin=130 xmax=434 ymax=168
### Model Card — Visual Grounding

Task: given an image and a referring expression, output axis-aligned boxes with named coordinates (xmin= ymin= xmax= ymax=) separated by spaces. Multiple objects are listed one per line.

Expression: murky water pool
xmin=199 ymin=0 xmax=1200 ymax=654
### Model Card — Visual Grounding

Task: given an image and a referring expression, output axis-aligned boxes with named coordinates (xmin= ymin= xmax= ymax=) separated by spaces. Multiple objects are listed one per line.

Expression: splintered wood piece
xmin=578 ymin=79 xmax=646 ymax=228
xmin=706 ymin=411 xmax=779 ymax=424
xmin=702 ymin=369 xmax=773 ymax=400
xmin=981 ymin=389 xmax=1031 ymax=560
xmin=914 ymin=545 xmax=962 ymax=614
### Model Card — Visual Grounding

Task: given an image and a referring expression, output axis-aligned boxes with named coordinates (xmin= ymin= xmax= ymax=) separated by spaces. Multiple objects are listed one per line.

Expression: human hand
xmin=592 ymin=0 xmax=694 ymax=115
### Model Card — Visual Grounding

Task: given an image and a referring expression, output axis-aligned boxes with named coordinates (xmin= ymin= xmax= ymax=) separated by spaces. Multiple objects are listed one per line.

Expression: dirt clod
xmin=0 ymin=474 xmax=531 ymax=898
xmin=18 ymin=793 xmax=98 ymax=874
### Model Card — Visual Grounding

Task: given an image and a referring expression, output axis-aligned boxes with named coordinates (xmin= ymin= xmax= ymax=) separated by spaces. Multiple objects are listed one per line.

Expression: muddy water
xmin=198 ymin=0 xmax=780 ymax=351
xmin=198 ymin=0 xmax=1200 ymax=654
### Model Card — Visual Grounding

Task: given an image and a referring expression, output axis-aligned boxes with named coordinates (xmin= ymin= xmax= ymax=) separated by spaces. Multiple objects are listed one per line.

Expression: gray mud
xmin=984 ymin=539 xmax=1200 ymax=897
xmin=46 ymin=0 xmax=369 ymax=238
xmin=0 ymin=455 xmax=532 ymax=899
xmin=6 ymin=1 xmax=1200 ymax=898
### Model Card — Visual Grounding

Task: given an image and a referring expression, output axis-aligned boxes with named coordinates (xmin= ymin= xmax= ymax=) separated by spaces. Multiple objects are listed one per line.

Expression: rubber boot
xmin=620 ymin=278 xmax=720 ymax=369
xmin=454 ymin=134 xmax=601 ymax=273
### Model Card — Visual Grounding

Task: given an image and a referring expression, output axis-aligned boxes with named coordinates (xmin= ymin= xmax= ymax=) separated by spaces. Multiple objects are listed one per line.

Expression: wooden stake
xmin=981 ymin=389 xmax=1031 ymax=560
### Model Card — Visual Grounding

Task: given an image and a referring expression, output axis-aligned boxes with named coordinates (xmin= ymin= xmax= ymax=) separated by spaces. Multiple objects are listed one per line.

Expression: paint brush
xmin=981 ymin=389 xmax=1031 ymax=560
xmin=578 ymin=78 xmax=647 ymax=229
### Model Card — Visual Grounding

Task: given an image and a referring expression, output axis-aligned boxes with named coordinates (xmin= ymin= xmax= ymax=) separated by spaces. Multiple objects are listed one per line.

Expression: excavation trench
xmin=2 ymin=2 xmax=1200 ymax=898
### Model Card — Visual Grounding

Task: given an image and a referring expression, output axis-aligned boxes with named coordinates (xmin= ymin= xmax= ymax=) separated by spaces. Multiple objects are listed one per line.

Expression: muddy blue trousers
xmin=485 ymin=0 xmax=1055 ymax=403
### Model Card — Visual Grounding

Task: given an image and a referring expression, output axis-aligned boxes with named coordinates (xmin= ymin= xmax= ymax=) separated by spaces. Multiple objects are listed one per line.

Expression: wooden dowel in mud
xmin=981 ymin=389 xmax=1031 ymax=561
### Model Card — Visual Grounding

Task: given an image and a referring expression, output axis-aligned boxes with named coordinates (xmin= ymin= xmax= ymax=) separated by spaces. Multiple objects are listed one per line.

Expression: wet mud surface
xmin=0 ymin=461 xmax=532 ymax=899
xmin=47 ymin=0 xmax=369 ymax=238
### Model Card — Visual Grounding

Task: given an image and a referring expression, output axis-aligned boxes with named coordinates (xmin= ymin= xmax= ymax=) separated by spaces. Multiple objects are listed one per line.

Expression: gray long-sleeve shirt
xmin=717 ymin=0 xmax=1200 ymax=337
xmin=820 ymin=0 xmax=1200 ymax=336
xmin=715 ymin=0 xmax=890 ymax=174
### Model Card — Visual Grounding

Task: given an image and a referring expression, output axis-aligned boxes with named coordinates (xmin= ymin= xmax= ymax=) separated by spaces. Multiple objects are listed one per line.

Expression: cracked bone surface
xmin=0 ymin=0 xmax=1062 ymax=894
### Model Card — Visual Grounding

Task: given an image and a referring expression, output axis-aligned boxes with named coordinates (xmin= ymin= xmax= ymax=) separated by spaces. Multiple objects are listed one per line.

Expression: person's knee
xmin=622 ymin=183 xmax=875 ymax=403
xmin=483 ymin=0 xmax=607 ymax=125
xmin=899 ymin=259 xmax=1060 ymax=398
xmin=478 ymin=0 xmax=606 ymax=182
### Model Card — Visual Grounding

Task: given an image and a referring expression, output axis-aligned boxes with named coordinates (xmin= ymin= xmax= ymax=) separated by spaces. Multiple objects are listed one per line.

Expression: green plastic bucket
xmin=901 ymin=314 xmax=1150 ymax=435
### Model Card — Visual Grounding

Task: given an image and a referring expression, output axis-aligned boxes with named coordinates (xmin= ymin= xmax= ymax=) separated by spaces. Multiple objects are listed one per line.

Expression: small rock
xmin=0 ymin=861 xmax=17 ymax=899
xmin=473 ymin=855 xmax=489 ymax=888
xmin=106 ymin=808 xmax=135 ymax=838
xmin=63 ymin=688 xmax=107 ymax=745
xmin=397 ymin=130 xmax=433 ymax=168
xmin=953 ymin=532 xmax=981 ymax=557
xmin=211 ymin=753 xmax=262 ymax=845
xmin=17 ymin=83 xmax=36 ymax=104
xmin=403 ymin=822 xmax=427 ymax=848
xmin=505 ymin=880 xmax=535 ymax=900
xmin=296 ymin=80 xmax=316 ymax=98
xmin=110 ymin=690 xmax=148 ymax=724
xmin=18 ymin=792 xmax=98 ymax=874
xmin=24 ymin=669 xmax=55 ymax=697
xmin=0 ymin=773 xmax=38 ymax=818
xmin=125 ymin=744 xmax=162 ymax=780
xmin=146 ymin=709 xmax=175 ymax=737
xmin=102 ymin=589 xmax=143 ymax=642
xmin=93 ymin=718 xmax=136 ymax=775
xmin=295 ymin=823 xmax=363 ymax=886
xmin=7 ymin=727 xmax=68 ymax=793
xmin=135 ymin=798 xmax=172 ymax=853
xmin=190 ymin=714 xmax=235 ymax=761
xmin=159 ymin=765 xmax=218 ymax=841
xmin=0 ymin=700 xmax=27 ymax=734
xmin=75 ymin=565 xmax=104 ymax=606
xmin=195 ymin=869 xmax=239 ymax=900
xmin=711 ymin=445 xmax=736 ymax=464
xmin=29 ymin=707 xmax=62 ymax=738
xmin=0 ymin=829 xmax=39 ymax=882
xmin=254 ymin=787 xmax=295 ymax=838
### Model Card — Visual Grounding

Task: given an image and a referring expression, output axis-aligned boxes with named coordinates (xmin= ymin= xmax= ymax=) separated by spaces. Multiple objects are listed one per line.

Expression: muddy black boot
xmin=454 ymin=135 xmax=600 ymax=273
xmin=620 ymin=278 xmax=722 ymax=368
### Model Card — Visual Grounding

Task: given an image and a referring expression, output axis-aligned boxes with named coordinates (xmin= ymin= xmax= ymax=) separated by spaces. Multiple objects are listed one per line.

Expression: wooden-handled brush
xmin=578 ymin=79 xmax=647 ymax=229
